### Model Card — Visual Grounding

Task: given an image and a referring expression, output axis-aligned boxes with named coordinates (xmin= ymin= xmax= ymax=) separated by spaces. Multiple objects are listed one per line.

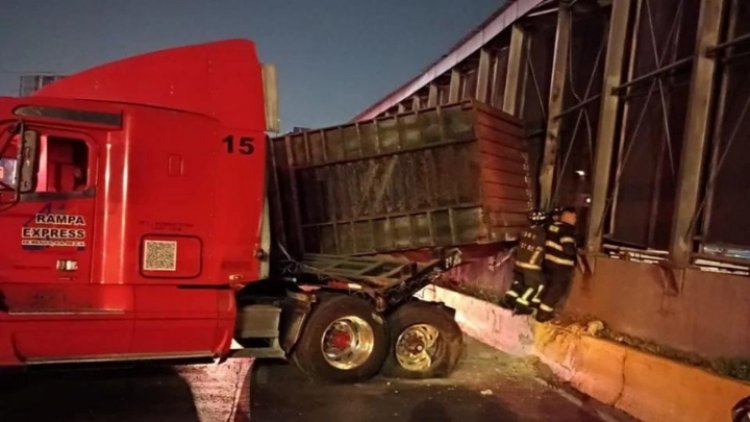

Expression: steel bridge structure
xmin=356 ymin=0 xmax=750 ymax=361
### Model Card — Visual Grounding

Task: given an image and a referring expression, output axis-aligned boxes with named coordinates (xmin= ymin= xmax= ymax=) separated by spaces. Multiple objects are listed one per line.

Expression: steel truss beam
xmin=701 ymin=0 xmax=745 ymax=249
xmin=553 ymin=94 xmax=602 ymax=120
xmin=670 ymin=0 xmax=727 ymax=266
xmin=427 ymin=84 xmax=438 ymax=107
xmin=594 ymin=0 xmax=700 ymax=249
xmin=476 ymin=48 xmax=492 ymax=103
xmin=611 ymin=56 xmax=693 ymax=95
xmin=540 ymin=2 xmax=573 ymax=209
xmin=586 ymin=0 xmax=634 ymax=253
xmin=448 ymin=69 xmax=461 ymax=103
xmin=551 ymin=17 xmax=607 ymax=207
xmin=706 ymin=31 xmax=750 ymax=57
xmin=503 ymin=24 xmax=528 ymax=116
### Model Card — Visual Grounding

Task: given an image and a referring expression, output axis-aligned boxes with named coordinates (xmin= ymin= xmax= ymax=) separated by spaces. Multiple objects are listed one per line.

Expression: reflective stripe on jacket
xmin=515 ymin=224 xmax=546 ymax=270
xmin=544 ymin=222 xmax=576 ymax=269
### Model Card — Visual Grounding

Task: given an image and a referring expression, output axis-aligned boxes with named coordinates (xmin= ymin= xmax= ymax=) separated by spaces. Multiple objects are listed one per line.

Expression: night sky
xmin=0 ymin=0 xmax=502 ymax=131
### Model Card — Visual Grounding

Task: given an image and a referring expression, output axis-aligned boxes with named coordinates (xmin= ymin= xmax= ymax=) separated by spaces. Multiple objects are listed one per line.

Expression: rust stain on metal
xmin=270 ymin=101 xmax=533 ymax=256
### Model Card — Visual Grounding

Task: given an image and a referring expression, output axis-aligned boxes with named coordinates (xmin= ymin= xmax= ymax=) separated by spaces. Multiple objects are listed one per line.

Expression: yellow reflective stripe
xmin=560 ymin=236 xmax=575 ymax=244
xmin=521 ymin=288 xmax=533 ymax=300
xmin=516 ymin=261 xmax=542 ymax=270
xmin=532 ymin=285 xmax=544 ymax=303
xmin=545 ymin=241 xmax=563 ymax=251
xmin=516 ymin=288 xmax=534 ymax=305
xmin=506 ymin=290 xmax=519 ymax=298
xmin=546 ymin=254 xmax=575 ymax=266
xmin=539 ymin=303 xmax=554 ymax=312
xmin=530 ymin=250 xmax=541 ymax=264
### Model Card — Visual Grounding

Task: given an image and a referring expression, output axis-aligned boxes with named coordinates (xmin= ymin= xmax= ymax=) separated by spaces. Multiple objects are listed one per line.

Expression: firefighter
xmin=499 ymin=210 xmax=547 ymax=313
xmin=549 ymin=206 xmax=562 ymax=223
xmin=529 ymin=209 xmax=557 ymax=310
xmin=536 ymin=206 xmax=577 ymax=322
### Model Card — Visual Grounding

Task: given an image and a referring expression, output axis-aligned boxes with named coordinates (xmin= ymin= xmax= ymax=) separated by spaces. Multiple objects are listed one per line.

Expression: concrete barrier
xmin=418 ymin=285 xmax=750 ymax=422
xmin=418 ymin=285 xmax=534 ymax=355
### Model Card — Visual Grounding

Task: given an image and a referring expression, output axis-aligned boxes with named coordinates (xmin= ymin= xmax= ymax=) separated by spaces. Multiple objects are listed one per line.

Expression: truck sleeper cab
xmin=0 ymin=40 xmax=463 ymax=383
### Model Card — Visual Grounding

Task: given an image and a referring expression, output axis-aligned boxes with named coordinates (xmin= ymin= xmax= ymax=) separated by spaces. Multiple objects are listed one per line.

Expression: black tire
xmin=292 ymin=295 xmax=388 ymax=383
xmin=381 ymin=300 xmax=463 ymax=379
xmin=733 ymin=396 xmax=750 ymax=422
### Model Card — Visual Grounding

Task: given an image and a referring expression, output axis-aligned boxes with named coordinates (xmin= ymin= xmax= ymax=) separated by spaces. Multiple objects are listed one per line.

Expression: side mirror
xmin=17 ymin=130 xmax=39 ymax=193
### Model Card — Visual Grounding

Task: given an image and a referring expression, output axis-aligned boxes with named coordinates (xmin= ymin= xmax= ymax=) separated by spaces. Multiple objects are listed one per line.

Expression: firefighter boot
xmin=513 ymin=302 xmax=534 ymax=316
xmin=512 ymin=287 xmax=535 ymax=316
xmin=499 ymin=276 xmax=525 ymax=311
xmin=499 ymin=292 xmax=518 ymax=311
xmin=535 ymin=303 xmax=555 ymax=323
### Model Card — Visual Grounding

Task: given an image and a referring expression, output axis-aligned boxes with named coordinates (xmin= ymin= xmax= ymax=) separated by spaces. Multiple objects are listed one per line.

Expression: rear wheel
xmin=381 ymin=300 xmax=463 ymax=379
xmin=292 ymin=295 xmax=388 ymax=383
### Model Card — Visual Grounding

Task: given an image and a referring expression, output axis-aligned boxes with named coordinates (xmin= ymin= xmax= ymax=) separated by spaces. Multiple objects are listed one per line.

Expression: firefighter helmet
xmin=528 ymin=210 xmax=547 ymax=224
xmin=550 ymin=207 xmax=563 ymax=221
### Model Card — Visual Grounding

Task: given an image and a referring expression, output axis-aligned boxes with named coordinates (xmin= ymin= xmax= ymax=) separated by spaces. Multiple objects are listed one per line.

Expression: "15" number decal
xmin=223 ymin=136 xmax=255 ymax=155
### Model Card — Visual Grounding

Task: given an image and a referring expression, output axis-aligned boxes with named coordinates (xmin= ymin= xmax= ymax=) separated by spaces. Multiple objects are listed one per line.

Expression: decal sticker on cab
xmin=21 ymin=204 xmax=87 ymax=249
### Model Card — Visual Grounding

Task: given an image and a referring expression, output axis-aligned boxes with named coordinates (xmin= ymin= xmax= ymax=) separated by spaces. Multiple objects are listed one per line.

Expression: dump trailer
xmin=0 ymin=40 xmax=467 ymax=383
xmin=269 ymin=100 xmax=533 ymax=257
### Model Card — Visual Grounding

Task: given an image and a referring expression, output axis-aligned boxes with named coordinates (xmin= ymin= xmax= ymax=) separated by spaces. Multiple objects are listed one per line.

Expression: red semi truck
xmin=0 ymin=40 xmax=463 ymax=382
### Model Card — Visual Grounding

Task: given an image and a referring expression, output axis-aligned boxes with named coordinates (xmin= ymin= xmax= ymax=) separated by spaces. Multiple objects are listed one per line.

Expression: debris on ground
xmin=480 ymin=389 xmax=493 ymax=396
xmin=586 ymin=320 xmax=605 ymax=336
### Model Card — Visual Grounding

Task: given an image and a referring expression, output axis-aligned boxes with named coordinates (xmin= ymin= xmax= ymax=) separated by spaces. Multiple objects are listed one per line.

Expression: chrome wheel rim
xmin=321 ymin=316 xmax=375 ymax=370
xmin=395 ymin=324 xmax=441 ymax=371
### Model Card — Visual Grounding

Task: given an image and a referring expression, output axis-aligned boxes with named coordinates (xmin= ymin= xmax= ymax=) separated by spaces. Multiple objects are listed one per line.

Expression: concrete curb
xmin=418 ymin=285 xmax=750 ymax=422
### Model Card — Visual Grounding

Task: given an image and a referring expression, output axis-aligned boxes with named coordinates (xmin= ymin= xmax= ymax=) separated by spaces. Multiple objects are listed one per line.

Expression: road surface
xmin=251 ymin=338 xmax=625 ymax=421
xmin=0 ymin=338 xmax=627 ymax=421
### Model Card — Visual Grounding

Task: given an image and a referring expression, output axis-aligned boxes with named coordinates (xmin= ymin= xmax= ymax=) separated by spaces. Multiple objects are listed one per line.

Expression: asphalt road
xmin=0 ymin=359 xmax=249 ymax=422
xmin=250 ymin=338 xmax=623 ymax=422
xmin=0 ymin=338 xmax=626 ymax=422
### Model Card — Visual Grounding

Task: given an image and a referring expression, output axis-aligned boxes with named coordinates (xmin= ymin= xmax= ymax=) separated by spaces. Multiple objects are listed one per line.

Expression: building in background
xmin=19 ymin=74 xmax=65 ymax=96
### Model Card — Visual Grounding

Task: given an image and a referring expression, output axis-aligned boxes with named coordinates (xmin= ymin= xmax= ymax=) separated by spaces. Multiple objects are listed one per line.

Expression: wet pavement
xmin=251 ymin=338 xmax=622 ymax=422
xmin=0 ymin=338 xmax=626 ymax=422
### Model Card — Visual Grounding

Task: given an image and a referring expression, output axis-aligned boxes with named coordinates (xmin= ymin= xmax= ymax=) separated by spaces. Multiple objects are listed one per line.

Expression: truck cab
xmin=0 ymin=40 xmax=269 ymax=365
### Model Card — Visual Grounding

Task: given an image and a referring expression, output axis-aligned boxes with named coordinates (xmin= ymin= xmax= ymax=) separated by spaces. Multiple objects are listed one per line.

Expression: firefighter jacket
xmin=543 ymin=221 xmax=577 ymax=271
xmin=515 ymin=224 xmax=546 ymax=271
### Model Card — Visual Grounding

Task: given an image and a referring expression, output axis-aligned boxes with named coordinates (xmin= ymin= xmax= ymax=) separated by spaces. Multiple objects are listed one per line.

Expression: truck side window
xmin=0 ymin=135 xmax=19 ymax=189
xmin=38 ymin=136 xmax=89 ymax=193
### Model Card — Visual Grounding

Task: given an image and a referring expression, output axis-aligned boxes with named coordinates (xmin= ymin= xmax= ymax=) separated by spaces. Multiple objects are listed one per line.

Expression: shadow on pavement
xmin=251 ymin=360 xmax=523 ymax=422
xmin=0 ymin=365 xmax=200 ymax=422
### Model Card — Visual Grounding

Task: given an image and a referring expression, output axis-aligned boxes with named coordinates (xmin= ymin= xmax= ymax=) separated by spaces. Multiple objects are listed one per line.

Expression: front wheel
xmin=292 ymin=295 xmax=388 ymax=383
xmin=381 ymin=300 xmax=463 ymax=379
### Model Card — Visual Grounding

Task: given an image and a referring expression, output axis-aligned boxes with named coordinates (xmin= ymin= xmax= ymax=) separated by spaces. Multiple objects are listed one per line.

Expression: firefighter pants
xmin=505 ymin=269 xmax=545 ymax=307
xmin=538 ymin=266 xmax=573 ymax=313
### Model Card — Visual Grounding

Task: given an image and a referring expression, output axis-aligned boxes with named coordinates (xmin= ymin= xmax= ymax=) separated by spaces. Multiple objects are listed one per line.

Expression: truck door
xmin=0 ymin=126 xmax=132 ymax=362
xmin=126 ymin=110 xmax=227 ymax=359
